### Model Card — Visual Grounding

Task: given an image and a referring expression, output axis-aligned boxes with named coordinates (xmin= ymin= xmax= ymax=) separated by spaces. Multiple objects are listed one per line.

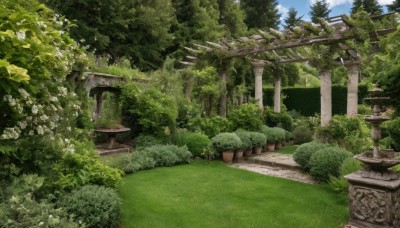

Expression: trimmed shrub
xmin=309 ymin=147 xmax=352 ymax=182
xmin=293 ymin=142 xmax=332 ymax=171
xmin=188 ymin=116 xmax=233 ymax=138
xmin=58 ymin=185 xmax=121 ymax=228
xmin=134 ymin=134 xmax=162 ymax=148
xmin=284 ymin=130 xmax=292 ymax=141
xmin=264 ymin=109 xmax=293 ymax=131
xmin=329 ymin=158 xmax=362 ymax=194
xmin=234 ymin=129 xmax=252 ymax=149
xmin=292 ymin=126 xmax=313 ymax=144
xmin=228 ymin=103 xmax=264 ymax=131
xmin=248 ymin=132 xmax=267 ymax=147
xmin=185 ymin=132 xmax=211 ymax=157
xmin=272 ymin=127 xmax=286 ymax=141
xmin=211 ymin=133 xmax=242 ymax=152
xmin=260 ymin=126 xmax=280 ymax=143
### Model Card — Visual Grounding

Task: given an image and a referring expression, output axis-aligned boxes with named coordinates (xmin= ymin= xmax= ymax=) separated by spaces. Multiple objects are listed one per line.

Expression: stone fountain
xmin=345 ymin=86 xmax=400 ymax=228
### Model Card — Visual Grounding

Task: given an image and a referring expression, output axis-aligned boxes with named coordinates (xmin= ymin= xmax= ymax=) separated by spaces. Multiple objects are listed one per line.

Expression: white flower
xmin=29 ymin=130 xmax=34 ymax=136
xmin=66 ymin=127 xmax=71 ymax=131
xmin=40 ymin=115 xmax=49 ymax=121
xmin=8 ymin=98 xmax=16 ymax=107
xmin=37 ymin=21 xmax=47 ymax=28
xmin=37 ymin=125 xmax=44 ymax=135
xmin=49 ymin=96 xmax=58 ymax=102
xmin=16 ymin=30 xmax=26 ymax=40
xmin=17 ymin=121 xmax=27 ymax=129
xmin=18 ymin=88 xmax=30 ymax=99
xmin=58 ymin=87 xmax=68 ymax=96
xmin=32 ymin=105 xmax=38 ymax=114
xmin=38 ymin=221 xmax=44 ymax=226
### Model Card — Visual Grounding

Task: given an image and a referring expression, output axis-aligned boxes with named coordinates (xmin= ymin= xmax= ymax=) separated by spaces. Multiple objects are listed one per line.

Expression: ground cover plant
xmin=119 ymin=161 xmax=348 ymax=228
xmin=276 ymin=145 xmax=298 ymax=154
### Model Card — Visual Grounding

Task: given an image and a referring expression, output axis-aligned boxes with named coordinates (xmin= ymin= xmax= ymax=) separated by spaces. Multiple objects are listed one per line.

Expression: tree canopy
xmin=284 ymin=8 xmax=303 ymax=29
xmin=351 ymin=0 xmax=383 ymax=15
xmin=309 ymin=0 xmax=331 ymax=24
xmin=240 ymin=0 xmax=281 ymax=29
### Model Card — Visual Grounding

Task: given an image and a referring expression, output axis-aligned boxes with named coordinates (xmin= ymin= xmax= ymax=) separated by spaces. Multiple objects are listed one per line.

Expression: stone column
xmin=347 ymin=64 xmax=360 ymax=116
xmin=274 ymin=76 xmax=281 ymax=113
xmin=219 ymin=70 xmax=227 ymax=118
xmin=95 ymin=89 xmax=104 ymax=119
xmin=252 ymin=60 xmax=265 ymax=109
xmin=320 ymin=70 xmax=332 ymax=127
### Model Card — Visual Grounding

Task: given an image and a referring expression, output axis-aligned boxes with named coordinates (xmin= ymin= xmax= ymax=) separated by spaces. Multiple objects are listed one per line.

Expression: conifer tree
xmin=387 ymin=0 xmax=400 ymax=12
xmin=309 ymin=0 xmax=331 ymax=24
xmin=351 ymin=0 xmax=383 ymax=15
xmin=240 ymin=0 xmax=281 ymax=29
xmin=284 ymin=8 xmax=303 ymax=29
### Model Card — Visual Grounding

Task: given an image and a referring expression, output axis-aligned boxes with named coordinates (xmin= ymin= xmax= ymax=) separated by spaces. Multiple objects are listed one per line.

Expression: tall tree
xmin=351 ymin=0 xmax=383 ymax=15
xmin=284 ymin=8 xmax=303 ymax=29
xmin=217 ymin=0 xmax=247 ymax=37
xmin=240 ymin=0 xmax=281 ymax=29
xmin=387 ymin=0 xmax=400 ymax=11
xmin=309 ymin=0 xmax=331 ymax=24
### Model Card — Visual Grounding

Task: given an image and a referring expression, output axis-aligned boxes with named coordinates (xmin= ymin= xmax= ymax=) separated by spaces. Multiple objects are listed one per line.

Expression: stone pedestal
xmin=345 ymin=171 xmax=400 ymax=228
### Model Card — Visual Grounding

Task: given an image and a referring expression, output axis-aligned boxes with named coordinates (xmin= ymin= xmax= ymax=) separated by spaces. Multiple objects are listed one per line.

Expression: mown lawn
xmin=277 ymin=145 xmax=298 ymax=154
xmin=118 ymin=160 xmax=348 ymax=228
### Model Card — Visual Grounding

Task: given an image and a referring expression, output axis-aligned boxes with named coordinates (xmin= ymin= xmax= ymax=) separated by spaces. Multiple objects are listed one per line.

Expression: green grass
xmin=118 ymin=160 xmax=348 ymax=228
xmin=277 ymin=145 xmax=298 ymax=154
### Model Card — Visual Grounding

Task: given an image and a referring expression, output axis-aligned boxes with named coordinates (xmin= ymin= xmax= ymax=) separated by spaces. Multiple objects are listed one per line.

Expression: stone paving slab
xmin=230 ymin=162 xmax=317 ymax=185
xmin=245 ymin=152 xmax=300 ymax=170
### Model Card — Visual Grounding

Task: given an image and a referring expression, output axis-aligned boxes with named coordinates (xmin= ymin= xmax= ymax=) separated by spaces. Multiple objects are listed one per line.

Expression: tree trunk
xmin=320 ymin=70 xmax=332 ymax=127
xmin=346 ymin=64 xmax=359 ymax=116
xmin=219 ymin=70 xmax=227 ymax=117
xmin=274 ymin=76 xmax=281 ymax=113
xmin=252 ymin=60 xmax=265 ymax=109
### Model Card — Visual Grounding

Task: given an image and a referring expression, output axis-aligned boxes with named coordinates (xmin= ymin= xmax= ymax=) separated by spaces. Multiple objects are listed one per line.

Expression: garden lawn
xmin=118 ymin=160 xmax=348 ymax=228
xmin=277 ymin=145 xmax=298 ymax=154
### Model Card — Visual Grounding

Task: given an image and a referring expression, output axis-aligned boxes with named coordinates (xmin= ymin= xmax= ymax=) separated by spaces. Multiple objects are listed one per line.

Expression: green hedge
xmin=263 ymin=85 xmax=368 ymax=116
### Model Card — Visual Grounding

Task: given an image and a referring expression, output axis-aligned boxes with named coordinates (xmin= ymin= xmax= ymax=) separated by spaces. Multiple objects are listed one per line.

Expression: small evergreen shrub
xmin=309 ymin=147 xmax=352 ymax=182
xmin=188 ymin=116 xmax=233 ymax=138
xmin=228 ymin=103 xmax=264 ymax=131
xmin=260 ymin=125 xmax=277 ymax=144
xmin=185 ymin=132 xmax=211 ymax=157
xmin=249 ymin=132 xmax=267 ymax=147
xmin=134 ymin=134 xmax=162 ymax=148
xmin=284 ymin=130 xmax=292 ymax=141
xmin=293 ymin=142 xmax=332 ymax=171
xmin=272 ymin=127 xmax=286 ymax=142
xmin=211 ymin=133 xmax=242 ymax=152
xmin=329 ymin=158 xmax=362 ymax=194
xmin=292 ymin=126 xmax=313 ymax=144
xmin=234 ymin=129 xmax=252 ymax=149
xmin=264 ymin=109 xmax=293 ymax=131
xmin=58 ymin=185 xmax=121 ymax=228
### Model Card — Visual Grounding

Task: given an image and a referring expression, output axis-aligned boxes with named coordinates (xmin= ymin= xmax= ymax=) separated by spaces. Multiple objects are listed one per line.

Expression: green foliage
xmin=309 ymin=0 xmax=331 ymax=24
xmin=351 ymin=0 xmax=383 ymax=15
xmin=387 ymin=118 xmax=400 ymax=151
xmin=184 ymin=132 xmax=211 ymax=158
xmin=134 ymin=134 xmax=163 ymax=149
xmin=264 ymin=109 xmax=293 ymax=131
xmin=228 ymin=103 xmax=263 ymax=131
xmin=58 ymin=185 xmax=121 ymax=228
xmin=94 ymin=92 xmax=121 ymax=128
xmin=101 ymin=154 xmax=135 ymax=174
xmin=293 ymin=115 xmax=321 ymax=132
xmin=272 ymin=127 xmax=286 ymax=141
xmin=240 ymin=0 xmax=281 ymax=29
xmin=309 ymin=147 xmax=352 ymax=182
xmin=292 ymin=126 xmax=313 ymax=144
xmin=248 ymin=132 xmax=267 ymax=147
xmin=234 ymin=129 xmax=252 ymax=149
xmin=188 ymin=116 xmax=233 ymax=138
xmin=132 ymin=145 xmax=192 ymax=169
xmin=283 ymin=8 xmax=303 ymax=29
xmin=329 ymin=158 xmax=362 ymax=194
xmin=260 ymin=125 xmax=277 ymax=143
xmin=284 ymin=130 xmax=292 ymax=141
xmin=293 ymin=142 xmax=333 ymax=171
xmin=211 ymin=133 xmax=242 ymax=152
xmin=192 ymin=66 xmax=220 ymax=116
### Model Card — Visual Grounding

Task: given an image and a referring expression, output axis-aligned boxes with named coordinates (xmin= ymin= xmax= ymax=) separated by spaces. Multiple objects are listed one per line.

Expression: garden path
xmin=230 ymin=152 xmax=317 ymax=184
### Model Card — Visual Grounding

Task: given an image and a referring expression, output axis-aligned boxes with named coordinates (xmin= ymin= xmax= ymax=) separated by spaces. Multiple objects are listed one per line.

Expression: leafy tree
xmin=309 ymin=0 xmax=331 ymax=24
xmin=387 ymin=0 xmax=400 ymax=12
xmin=240 ymin=0 xmax=281 ymax=29
xmin=284 ymin=8 xmax=303 ymax=29
xmin=351 ymin=0 xmax=383 ymax=15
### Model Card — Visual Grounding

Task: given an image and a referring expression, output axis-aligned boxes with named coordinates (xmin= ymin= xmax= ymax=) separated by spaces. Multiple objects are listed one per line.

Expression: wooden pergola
xmin=183 ymin=12 xmax=398 ymax=126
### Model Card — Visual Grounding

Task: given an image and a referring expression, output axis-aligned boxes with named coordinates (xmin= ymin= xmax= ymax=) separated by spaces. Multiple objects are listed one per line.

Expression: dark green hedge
xmin=263 ymin=85 xmax=368 ymax=116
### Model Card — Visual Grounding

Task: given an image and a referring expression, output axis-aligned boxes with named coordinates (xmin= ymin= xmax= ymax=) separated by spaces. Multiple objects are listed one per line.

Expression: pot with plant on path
xmin=249 ymin=132 xmax=266 ymax=154
xmin=234 ymin=130 xmax=251 ymax=161
xmin=212 ymin=133 xmax=242 ymax=163
xmin=260 ymin=126 xmax=278 ymax=152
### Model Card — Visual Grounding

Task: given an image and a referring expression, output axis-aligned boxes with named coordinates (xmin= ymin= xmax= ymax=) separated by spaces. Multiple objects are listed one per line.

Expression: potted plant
xmin=211 ymin=133 xmax=242 ymax=163
xmin=284 ymin=130 xmax=292 ymax=146
xmin=273 ymin=127 xmax=286 ymax=150
xmin=260 ymin=126 xmax=278 ymax=152
xmin=234 ymin=129 xmax=251 ymax=161
xmin=249 ymin=132 xmax=267 ymax=154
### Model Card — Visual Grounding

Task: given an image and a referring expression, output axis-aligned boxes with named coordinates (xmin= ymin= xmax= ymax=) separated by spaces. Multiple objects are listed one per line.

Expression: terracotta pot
xmin=254 ymin=147 xmax=262 ymax=154
xmin=275 ymin=142 xmax=282 ymax=150
xmin=222 ymin=151 xmax=234 ymax=163
xmin=243 ymin=147 xmax=253 ymax=157
xmin=234 ymin=149 xmax=244 ymax=161
xmin=267 ymin=143 xmax=275 ymax=152
xmin=281 ymin=140 xmax=286 ymax=147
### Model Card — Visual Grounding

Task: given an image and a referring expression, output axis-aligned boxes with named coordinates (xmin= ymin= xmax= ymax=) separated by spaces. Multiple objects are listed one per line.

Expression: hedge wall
xmin=263 ymin=85 xmax=369 ymax=116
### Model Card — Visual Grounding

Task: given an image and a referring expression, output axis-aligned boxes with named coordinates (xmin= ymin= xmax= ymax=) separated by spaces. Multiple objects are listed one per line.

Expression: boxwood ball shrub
xmin=234 ymin=129 xmax=252 ymax=149
xmin=272 ymin=127 xmax=286 ymax=142
xmin=228 ymin=103 xmax=264 ymax=131
xmin=292 ymin=126 xmax=313 ymax=144
xmin=185 ymin=132 xmax=211 ymax=157
xmin=58 ymin=185 xmax=122 ymax=228
xmin=293 ymin=142 xmax=332 ymax=171
xmin=309 ymin=147 xmax=352 ymax=182
xmin=249 ymin=132 xmax=267 ymax=147
xmin=260 ymin=125 xmax=277 ymax=144
xmin=264 ymin=109 xmax=293 ymax=131
xmin=284 ymin=130 xmax=292 ymax=141
xmin=211 ymin=133 xmax=242 ymax=152
xmin=188 ymin=116 xmax=233 ymax=138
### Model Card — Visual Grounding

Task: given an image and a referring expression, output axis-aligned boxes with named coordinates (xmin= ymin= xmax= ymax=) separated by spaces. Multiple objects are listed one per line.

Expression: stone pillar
xmin=274 ymin=76 xmax=281 ymax=113
xmin=345 ymin=172 xmax=400 ymax=228
xmin=252 ymin=60 xmax=265 ymax=109
xmin=347 ymin=64 xmax=360 ymax=116
xmin=95 ymin=90 xmax=104 ymax=119
xmin=219 ymin=70 xmax=227 ymax=118
xmin=320 ymin=70 xmax=332 ymax=127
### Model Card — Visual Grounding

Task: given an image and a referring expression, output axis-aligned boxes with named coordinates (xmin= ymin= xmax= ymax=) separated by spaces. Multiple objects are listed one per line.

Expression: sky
xmin=277 ymin=0 xmax=394 ymax=25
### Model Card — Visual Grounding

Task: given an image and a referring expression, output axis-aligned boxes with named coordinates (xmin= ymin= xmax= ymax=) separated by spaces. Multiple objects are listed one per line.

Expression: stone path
xmin=230 ymin=152 xmax=317 ymax=185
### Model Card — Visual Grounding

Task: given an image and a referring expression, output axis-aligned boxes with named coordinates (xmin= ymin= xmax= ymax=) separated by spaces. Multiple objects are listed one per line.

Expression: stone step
xmin=244 ymin=152 xmax=301 ymax=171
xmin=96 ymin=145 xmax=131 ymax=156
